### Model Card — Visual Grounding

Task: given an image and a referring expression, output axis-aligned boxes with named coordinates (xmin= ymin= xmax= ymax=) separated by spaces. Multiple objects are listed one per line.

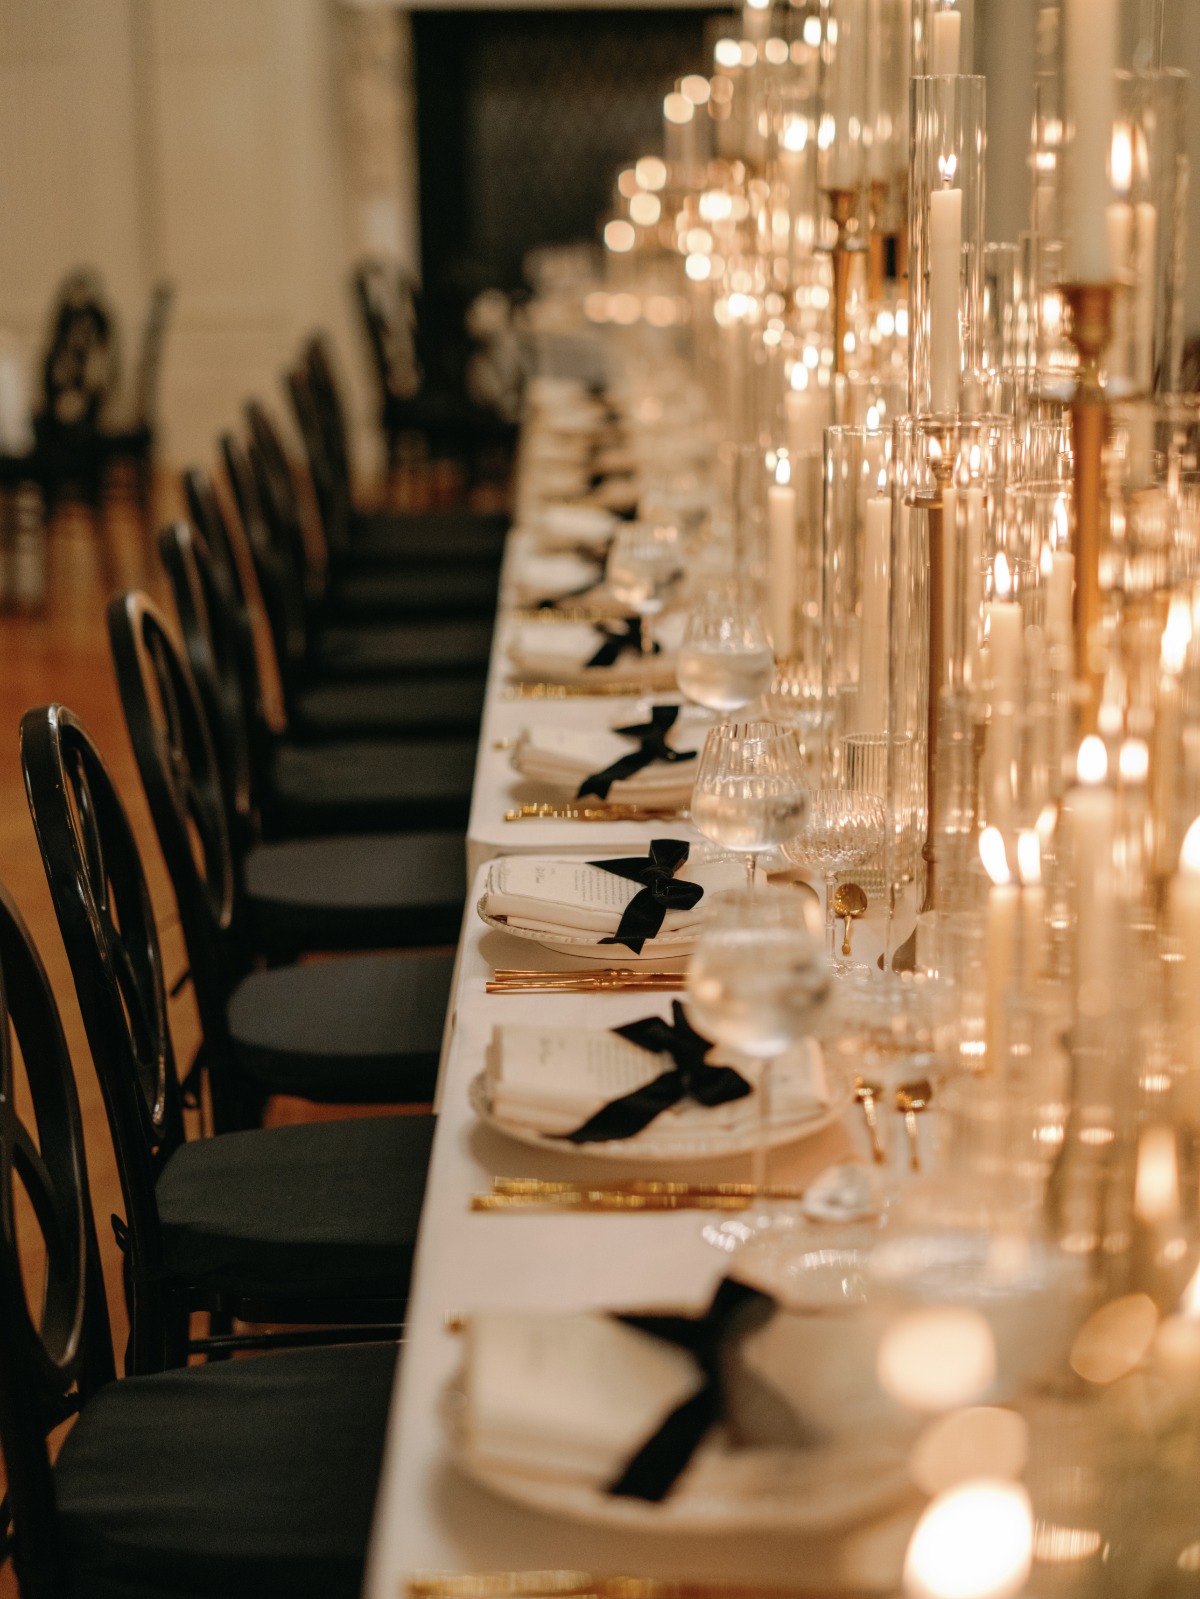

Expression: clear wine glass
xmin=690 ymin=721 xmax=810 ymax=888
xmin=686 ymin=889 xmax=830 ymax=1208
xmin=605 ymin=522 xmax=685 ymax=689
xmin=783 ymin=788 xmax=885 ymax=969
xmin=676 ymin=596 xmax=775 ymax=716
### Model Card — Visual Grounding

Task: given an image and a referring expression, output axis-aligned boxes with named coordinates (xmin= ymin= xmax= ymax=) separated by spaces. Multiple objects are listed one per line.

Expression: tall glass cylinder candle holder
xmin=887 ymin=414 xmax=1012 ymax=929
xmin=822 ymin=425 xmax=892 ymax=785
xmin=817 ymin=0 xmax=869 ymax=373
xmin=1108 ymin=69 xmax=1190 ymax=397
xmin=766 ymin=80 xmax=819 ymax=285
xmin=864 ymin=0 xmax=912 ymax=292
xmin=907 ymin=74 xmax=987 ymax=418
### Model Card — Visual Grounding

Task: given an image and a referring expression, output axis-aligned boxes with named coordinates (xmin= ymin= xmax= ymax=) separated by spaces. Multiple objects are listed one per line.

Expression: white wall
xmin=0 ymin=0 xmax=381 ymax=471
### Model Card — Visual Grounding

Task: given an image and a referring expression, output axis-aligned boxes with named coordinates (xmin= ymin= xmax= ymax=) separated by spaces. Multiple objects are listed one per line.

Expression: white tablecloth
xmin=364 ymin=868 xmax=922 ymax=1595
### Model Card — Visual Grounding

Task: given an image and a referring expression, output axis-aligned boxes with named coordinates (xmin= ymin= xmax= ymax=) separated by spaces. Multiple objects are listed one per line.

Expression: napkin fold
xmin=512 ymin=713 xmax=700 ymax=806
xmin=507 ymin=616 xmax=682 ymax=688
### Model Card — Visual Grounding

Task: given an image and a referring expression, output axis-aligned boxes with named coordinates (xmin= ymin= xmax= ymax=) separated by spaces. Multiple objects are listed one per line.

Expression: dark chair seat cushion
xmin=55 ymin=1340 xmax=397 ymax=1599
xmin=327 ymin=563 xmax=498 ymax=620
xmin=154 ymin=1113 xmax=434 ymax=1298
xmin=268 ymin=735 xmax=476 ymax=834
xmin=292 ymin=671 xmax=485 ymax=740
xmin=227 ymin=949 xmax=454 ymax=1101
xmin=245 ymin=829 xmax=466 ymax=954
xmin=314 ymin=617 xmax=493 ymax=679
xmin=349 ymin=508 xmax=508 ymax=568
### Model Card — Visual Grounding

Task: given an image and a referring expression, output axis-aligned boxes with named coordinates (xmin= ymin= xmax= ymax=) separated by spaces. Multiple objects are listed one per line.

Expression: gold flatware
xmin=508 ymin=608 xmax=618 ymax=625
xmin=833 ymin=881 xmax=868 ymax=957
xmin=486 ymin=968 xmax=685 ymax=994
xmin=504 ymin=802 xmax=688 ymax=822
xmin=492 ymin=1177 xmax=807 ymax=1201
xmin=472 ymin=1190 xmax=759 ymax=1213
xmin=503 ymin=683 xmax=641 ymax=700
xmin=406 ymin=1572 xmax=859 ymax=1598
xmin=895 ymin=1076 xmax=933 ymax=1171
xmin=854 ymin=1076 xmax=887 ymax=1165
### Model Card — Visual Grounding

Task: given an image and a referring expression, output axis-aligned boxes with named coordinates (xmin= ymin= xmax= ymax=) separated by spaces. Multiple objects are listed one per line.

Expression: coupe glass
xmin=675 ymin=596 xmax=775 ymax=715
xmin=783 ymin=788 xmax=885 ymax=968
xmin=690 ymin=721 xmax=810 ymax=888
xmin=605 ymin=522 xmax=685 ymax=684
xmin=686 ymin=889 xmax=830 ymax=1202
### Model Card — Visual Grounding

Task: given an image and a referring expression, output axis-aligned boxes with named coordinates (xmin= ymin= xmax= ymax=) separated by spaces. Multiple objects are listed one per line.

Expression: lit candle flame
xmin=1076 ymin=735 xmax=1108 ymax=786
xmin=1111 ymin=123 xmax=1133 ymax=197
xmin=1119 ymin=738 xmax=1149 ymax=785
xmin=1016 ymin=830 xmax=1041 ymax=886
xmin=1162 ymin=596 xmax=1192 ymax=675
xmin=775 ymin=455 xmax=791 ymax=487
xmin=782 ymin=117 xmax=807 ymax=153
xmin=980 ymin=826 xmax=1010 ymax=887
xmin=1134 ymin=1124 xmax=1181 ymax=1225
xmin=1052 ymin=493 xmax=1069 ymax=549
xmin=938 ymin=152 xmax=958 ymax=186
xmin=903 ymin=1480 xmax=1033 ymax=1599
xmin=1180 ymin=817 xmax=1200 ymax=877
xmin=663 ymin=91 xmax=694 ymax=125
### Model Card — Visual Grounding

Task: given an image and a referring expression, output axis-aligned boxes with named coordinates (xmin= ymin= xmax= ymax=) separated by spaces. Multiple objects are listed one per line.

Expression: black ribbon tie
xmin=586 ymin=617 xmax=660 ymax=669
xmin=591 ymin=838 xmax=702 ymax=954
xmin=554 ymin=1000 xmax=751 ymax=1144
xmin=607 ymin=1277 xmax=778 ymax=1502
xmin=577 ymin=704 xmax=697 ymax=801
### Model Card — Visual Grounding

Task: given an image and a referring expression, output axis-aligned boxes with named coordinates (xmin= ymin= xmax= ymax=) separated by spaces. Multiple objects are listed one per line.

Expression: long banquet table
xmin=365 ymin=514 xmax=917 ymax=1597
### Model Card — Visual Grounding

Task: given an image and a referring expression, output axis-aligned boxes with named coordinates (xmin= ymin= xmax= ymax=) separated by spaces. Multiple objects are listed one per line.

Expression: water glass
xmin=690 ymin=721 xmax=810 ymax=888
xmin=676 ymin=597 xmax=775 ymax=715
xmin=606 ymin=521 xmax=685 ymax=688
xmin=783 ymin=788 xmax=885 ymax=967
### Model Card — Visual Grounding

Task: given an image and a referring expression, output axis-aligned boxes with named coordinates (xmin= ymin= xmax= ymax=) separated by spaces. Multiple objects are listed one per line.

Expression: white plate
xmin=476 ymin=897 xmax=697 ymax=965
xmin=468 ymin=1064 xmax=853 ymax=1163
xmin=443 ymin=1382 xmax=910 ymax=1534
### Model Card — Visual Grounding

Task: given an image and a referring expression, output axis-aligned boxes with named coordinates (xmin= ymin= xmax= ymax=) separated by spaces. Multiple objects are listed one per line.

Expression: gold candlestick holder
xmin=1063 ymin=281 xmax=1115 ymax=730
xmin=824 ymin=187 xmax=860 ymax=377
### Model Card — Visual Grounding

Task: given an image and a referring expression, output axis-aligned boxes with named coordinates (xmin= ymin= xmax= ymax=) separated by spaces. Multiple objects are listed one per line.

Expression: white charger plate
xmin=476 ymin=898 xmax=697 ymax=965
xmin=468 ymin=1065 xmax=852 ymax=1163
xmin=443 ymin=1383 xmax=910 ymax=1534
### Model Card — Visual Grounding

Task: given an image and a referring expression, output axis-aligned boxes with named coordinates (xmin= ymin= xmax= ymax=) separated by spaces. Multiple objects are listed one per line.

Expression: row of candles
xmin=572 ymin=0 xmax=1200 ymax=1591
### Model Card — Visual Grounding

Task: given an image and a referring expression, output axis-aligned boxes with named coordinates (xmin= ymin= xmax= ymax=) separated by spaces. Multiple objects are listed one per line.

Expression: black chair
xmin=0 ymin=884 xmax=400 ymax=1598
xmin=179 ymin=470 xmax=481 ymax=832
xmin=159 ymin=519 xmax=466 ymax=956
xmin=21 ymin=702 xmax=435 ymax=1375
xmin=235 ymin=413 xmax=496 ymax=680
xmin=107 ymin=589 xmax=456 ymax=1111
xmin=99 ymin=279 xmax=174 ymax=535
xmin=282 ymin=366 xmax=500 ymax=619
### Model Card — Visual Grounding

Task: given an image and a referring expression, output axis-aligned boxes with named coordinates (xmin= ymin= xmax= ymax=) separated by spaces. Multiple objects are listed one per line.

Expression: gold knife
xmin=504 ymin=803 xmax=688 ymax=822
xmin=502 ymin=683 xmax=646 ymax=700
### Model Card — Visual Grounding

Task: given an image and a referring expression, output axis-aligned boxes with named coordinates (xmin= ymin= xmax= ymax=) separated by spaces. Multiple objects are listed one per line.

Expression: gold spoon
xmin=833 ymin=882 xmax=868 ymax=957
xmin=854 ymin=1076 xmax=887 ymax=1164
xmin=896 ymin=1077 xmax=932 ymax=1171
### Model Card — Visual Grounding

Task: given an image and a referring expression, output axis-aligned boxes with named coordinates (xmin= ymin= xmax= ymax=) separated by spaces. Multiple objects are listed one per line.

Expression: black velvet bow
xmin=586 ymin=617 xmax=659 ymax=669
xmin=576 ymin=705 xmax=697 ymax=801
xmin=591 ymin=838 xmax=703 ymax=954
xmin=555 ymin=1000 xmax=751 ymax=1144
xmin=608 ymin=1277 xmax=778 ymax=1502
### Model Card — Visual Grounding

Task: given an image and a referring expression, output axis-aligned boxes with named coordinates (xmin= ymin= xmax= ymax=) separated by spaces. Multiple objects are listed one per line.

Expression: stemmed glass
xmin=685 ymin=890 xmax=830 ymax=1208
xmin=605 ymin=522 xmax=685 ymax=690
xmin=690 ymin=721 xmax=810 ymax=889
xmin=783 ymin=788 xmax=885 ymax=969
xmin=675 ymin=595 xmax=775 ymax=716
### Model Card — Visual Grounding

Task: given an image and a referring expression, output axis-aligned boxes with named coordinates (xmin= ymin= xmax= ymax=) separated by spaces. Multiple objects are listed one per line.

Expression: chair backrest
xmin=38 ymin=268 xmax=118 ymax=435
xmin=157 ymin=519 xmax=260 ymax=855
xmin=20 ymin=704 xmax=185 ymax=1374
xmin=0 ymin=881 xmax=116 ymax=1597
xmin=286 ymin=360 xmax=349 ymax=557
xmin=130 ymin=280 xmax=174 ymax=430
xmin=106 ymin=592 xmax=245 ymax=1078
xmin=221 ymin=430 xmax=310 ymax=697
xmin=353 ymin=259 xmax=422 ymax=411
xmin=305 ymin=335 xmax=356 ymax=505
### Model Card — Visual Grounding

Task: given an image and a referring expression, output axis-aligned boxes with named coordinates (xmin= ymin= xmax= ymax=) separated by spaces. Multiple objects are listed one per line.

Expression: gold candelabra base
xmin=824 ymin=187 xmax=860 ymax=377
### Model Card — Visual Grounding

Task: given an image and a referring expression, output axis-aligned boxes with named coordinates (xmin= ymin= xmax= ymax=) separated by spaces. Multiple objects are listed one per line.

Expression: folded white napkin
xmin=465 ymin=1310 xmax=702 ymax=1481
xmin=534 ymin=502 xmax=617 ymax=549
xmin=486 ymin=1023 xmax=830 ymax=1136
xmin=510 ymin=551 xmax=603 ymax=606
xmin=507 ymin=615 xmax=683 ymax=688
xmin=480 ymin=851 xmax=743 ymax=941
xmin=512 ymin=718 xmax=702 ymax=804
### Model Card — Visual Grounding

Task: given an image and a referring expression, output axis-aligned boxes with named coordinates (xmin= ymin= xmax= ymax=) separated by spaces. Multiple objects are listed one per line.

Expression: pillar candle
xmin=985 ymin=586 xmax=1023 ymax=707
xmin=1017 ymin=830 xmax=1045 ymax=984
xmin=980 ymin=826 xmax=1018 ymax=1071
xmin=1064 ymin=0 xmax=1118 ymax=281
xmin=785 ymin=387 xmax=823 ymax=461
xmin=929 ymin=185 xmax=963 ymax=414
xmin=767 ymin=482 xmax=798 ymax=658
xmin=1066 ymin=735 xmax=1116 ymax=1014
xmin=1044 ymin=547 xmax=1074 ymax=649
xmin=940 ymin=484 xmax=958 ymax=679
xmin=858 ymin=494 xmax=891 ymax=733
xmin=931 ymin=8 xmax=961 ymax=75
xmin=1171 ymin=819 xmax=1200 ymax=1063
xmin=965 ymin=486 xmax=985 ymax=685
